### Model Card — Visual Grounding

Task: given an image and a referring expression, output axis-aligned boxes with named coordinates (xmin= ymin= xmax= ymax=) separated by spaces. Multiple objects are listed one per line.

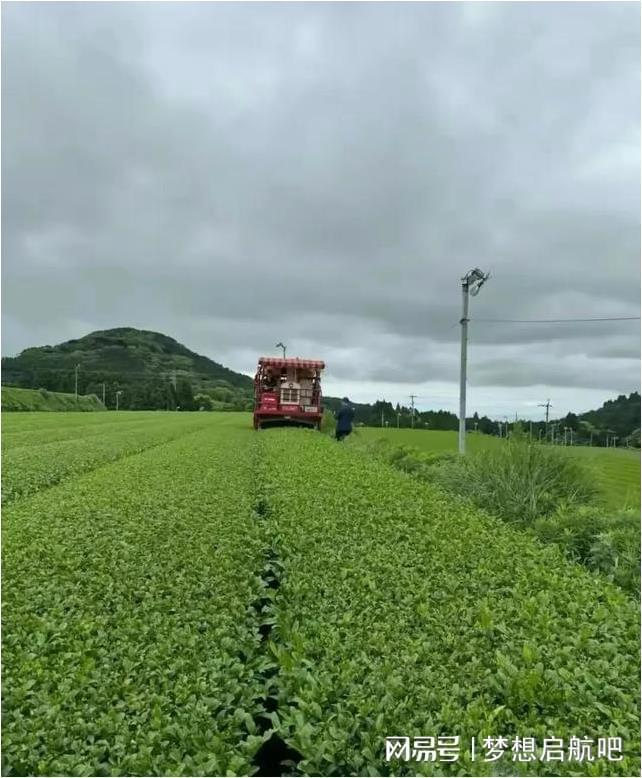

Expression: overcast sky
xmin=2 ymin=1 xmax=640 ymax=418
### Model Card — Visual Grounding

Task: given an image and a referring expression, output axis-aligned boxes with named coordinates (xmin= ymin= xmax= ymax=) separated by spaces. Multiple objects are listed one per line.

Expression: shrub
xmin=534 ymin=506 xmax=640 ymax=596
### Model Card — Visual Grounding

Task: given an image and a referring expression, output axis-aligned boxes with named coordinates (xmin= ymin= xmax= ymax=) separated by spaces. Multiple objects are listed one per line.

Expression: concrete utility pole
xmin=116 ymin=390 xmax=123 ymax=411
xmin=498 ymin=421 xmax=503 ymax=438
xmin=539 ymin=428 xmax=544 ymax=441
xmin=409 ymin=395 xmax=416 ymax=429
xmin=275 ymin=342 xmax=287 ymax=358
xmin=381 ymin=408 xmax=385 ymax=428
xmin=74 ymin=363 xmax=80 ymax=401
xmin=563 ymin=427 xmax=569 ymax=446
xmin=459 ymin=268 xmax=490 ymax=454
xmin=397 ymin=411 xmax=401 ymax=428
xmin=550 ymin=422 xmax=558 ymax=444
xmin=102 ymin=383 xmax=106 ymax=406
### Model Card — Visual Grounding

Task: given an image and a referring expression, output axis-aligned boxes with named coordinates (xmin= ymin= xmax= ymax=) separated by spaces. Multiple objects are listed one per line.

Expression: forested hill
xmin=577 ymin=392 xmax=640 ymax=439
xmin=1 ymin=328 xmax=254 ymax=410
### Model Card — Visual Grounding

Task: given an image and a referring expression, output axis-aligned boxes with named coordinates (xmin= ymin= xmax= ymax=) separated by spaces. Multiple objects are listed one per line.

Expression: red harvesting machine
xmin=253 ymin=356 xmax=325 ymax=430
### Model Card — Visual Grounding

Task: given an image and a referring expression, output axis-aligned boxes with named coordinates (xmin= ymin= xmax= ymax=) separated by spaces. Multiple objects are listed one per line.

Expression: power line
xmin=471 ymin=316 xmax=640 ymax=323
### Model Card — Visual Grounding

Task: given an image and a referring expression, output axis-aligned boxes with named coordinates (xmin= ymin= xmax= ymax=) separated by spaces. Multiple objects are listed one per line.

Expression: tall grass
xmin=428 ymin=435 xmax=599 ymax=525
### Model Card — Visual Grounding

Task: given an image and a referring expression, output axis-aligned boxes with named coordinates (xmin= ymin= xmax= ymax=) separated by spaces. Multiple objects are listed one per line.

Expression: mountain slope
xmin=1 ymin=328 xmax=254 ymax=410
xmin=2 ymin=327 xmax=253 ymax=389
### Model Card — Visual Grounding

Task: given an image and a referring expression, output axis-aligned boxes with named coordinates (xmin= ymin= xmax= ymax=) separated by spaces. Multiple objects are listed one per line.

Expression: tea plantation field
xmin=357 ymin=428 xmax=641 ymax=509
xmin=2 ymin=412 xmax=640 ymax=776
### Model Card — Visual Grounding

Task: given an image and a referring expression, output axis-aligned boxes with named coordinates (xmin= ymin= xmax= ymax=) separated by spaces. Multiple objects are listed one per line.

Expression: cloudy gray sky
xmin=2 ymin=1 xmax=640 ymax=417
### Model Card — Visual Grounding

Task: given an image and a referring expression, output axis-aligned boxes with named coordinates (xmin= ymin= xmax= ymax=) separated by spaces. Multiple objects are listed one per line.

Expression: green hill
xmin=1 ymin=328 xmax=254 ymax=411
xmin=577 ymin=392 xmax=640 ymax=441
xmin=2 ymin=386 xmax=106 ymax=412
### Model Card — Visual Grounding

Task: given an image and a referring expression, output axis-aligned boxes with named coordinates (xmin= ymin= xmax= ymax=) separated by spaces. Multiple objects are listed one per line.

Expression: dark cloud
xmin=2 ymin=1 xmax=639 ymax=414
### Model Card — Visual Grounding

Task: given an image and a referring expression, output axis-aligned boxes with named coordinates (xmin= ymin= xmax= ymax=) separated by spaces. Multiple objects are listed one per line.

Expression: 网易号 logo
xmin=384 ymin=736 xmax=624 ymax=764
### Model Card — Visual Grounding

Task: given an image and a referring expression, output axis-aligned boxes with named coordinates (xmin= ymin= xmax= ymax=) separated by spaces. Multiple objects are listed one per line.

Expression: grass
xmin=356 ymin=427 xmax=640 ymax=509
xmin=1 ymin=386 xmax=106 ymax=412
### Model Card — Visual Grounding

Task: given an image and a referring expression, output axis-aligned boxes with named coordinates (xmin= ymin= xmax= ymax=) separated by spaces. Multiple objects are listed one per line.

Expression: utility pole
xmin=102 ymin=383 xmax=106 ymax=406
xmin=381 ymin=408 xmax=384 ymax=428
xmin=116 ymin=390 xmax=123 ymax=411
xmin=498 ymin=421 xmax=503 ymax=438
xmin=569 ymin=428 xmax=574 ymax=446
xmin=397 ymin=411 xmax=401 ymax=428
xmin=538 ymin=399 xmax=552 ymax=427
xmin=409 ymin=395 xmax=416 ymax=429
xmin=538 ymin=428 xmax=544 ymax=441
xmin=459 ymin=268 xmax=490 ymax=454
xmin=529 ymin=421 xmax=533 ymax=440
xmin=563 ymin=427 xmax=569 ymax=446
xmin=74 ymin=363 xmax=80 ymax=401
xmin=550 ymin=422 xmax=558 ymax=444
xmin=276 ymin=342 xmax=286 ymax=358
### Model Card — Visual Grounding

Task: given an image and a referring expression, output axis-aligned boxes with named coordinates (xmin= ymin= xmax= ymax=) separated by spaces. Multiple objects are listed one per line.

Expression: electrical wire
xmin=471 ymin=316 xmax=640 ymax=323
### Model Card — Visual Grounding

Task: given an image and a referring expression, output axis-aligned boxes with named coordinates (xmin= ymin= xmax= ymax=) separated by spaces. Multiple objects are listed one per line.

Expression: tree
xmin=176 ymin=379 xmax=195 ymax=410
xmin=194 ymin=393 xmax=213 ymax=411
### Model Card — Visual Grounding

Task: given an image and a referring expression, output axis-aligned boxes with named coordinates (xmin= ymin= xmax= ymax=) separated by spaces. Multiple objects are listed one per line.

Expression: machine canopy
xmin=258 ymin=357 xmax=325 ymax=370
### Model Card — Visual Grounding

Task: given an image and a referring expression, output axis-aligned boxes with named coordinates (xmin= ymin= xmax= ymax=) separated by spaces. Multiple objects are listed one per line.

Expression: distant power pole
xmin=102 ymin=383 xmax=106 ymax=406
xmin=74 ymin=363 xmax=80 ymax=401
xmin=116 ymin=390 xmax=123 ymax=411
xmin=409 ymin=395 xmax=416 ymax=429
xmin=381 ymin=408 xmax=385 ymax=428
xmin=538 ymin=399 xmax=552 ymax=424
xmin=276 ymin=342 xmax=287 ymax=358
xmin=397 ymin=411 xmax=401 ymax=428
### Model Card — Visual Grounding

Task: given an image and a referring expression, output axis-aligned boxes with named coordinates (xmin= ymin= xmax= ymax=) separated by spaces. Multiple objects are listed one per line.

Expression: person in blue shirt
xmin=334 ymin=397 xmax=355 ymax=441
